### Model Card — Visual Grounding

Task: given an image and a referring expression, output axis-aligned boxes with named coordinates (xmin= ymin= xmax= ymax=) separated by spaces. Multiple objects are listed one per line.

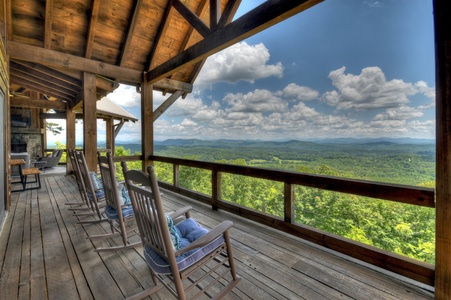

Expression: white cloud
xmin=323 ymin=66 xmax=418 ymax=110
xmin=282 ymin=83 xmax=319 ymax=101
xmin=107 ymin=84 xmax=141 ymax=107
xmin=196 ymin=42 xmax=284 ymax=86
xmin=223 ymin=89 xmax=288 ymax=113
xmin=373 ymin=106 xmax=423 ymax=121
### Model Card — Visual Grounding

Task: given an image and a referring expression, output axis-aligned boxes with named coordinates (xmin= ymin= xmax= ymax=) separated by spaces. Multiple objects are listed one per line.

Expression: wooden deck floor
xmin=0 ymin=173 xmax=434 ymax=299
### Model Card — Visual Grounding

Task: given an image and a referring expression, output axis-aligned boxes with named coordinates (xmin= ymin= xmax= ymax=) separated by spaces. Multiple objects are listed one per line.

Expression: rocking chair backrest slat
xmin=121 ymin=163 xmax=172 ymax=258
xmin=97 ymin=152 xmax=119 ymax=210
xmin=75 ymin=151 xmax=103 ymax=220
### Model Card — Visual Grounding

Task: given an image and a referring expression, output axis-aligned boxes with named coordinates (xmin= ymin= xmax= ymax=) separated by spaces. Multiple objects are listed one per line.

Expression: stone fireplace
xmin=11 ymin=129 xmax=44 ymax=160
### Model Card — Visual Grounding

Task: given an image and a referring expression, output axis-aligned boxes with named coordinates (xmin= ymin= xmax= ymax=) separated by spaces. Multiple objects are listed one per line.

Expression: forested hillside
xmin=113 ymin=139 xmax=436 ymax=263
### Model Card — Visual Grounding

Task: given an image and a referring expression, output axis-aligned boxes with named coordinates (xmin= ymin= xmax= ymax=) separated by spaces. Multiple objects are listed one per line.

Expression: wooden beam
xmin=153 ymin=91 xmax=182 ymax=121
xmin=146 ymin=0 xmax=174 ymax=71
xmin=141 ymin=82 xmax=153 ymax=171
xmin=85 ymin=0 xmax=101 ymax=58
xmin=10 ymin=62 xmax=79 ymax=94
xmin=153 ymin=78 xmax=192 ymax=93
xmin=173 ymin=0 xmax=211 ymax=37
xmin=66 ymin=106 xmax=76 ymax=174
xmin=10 ymin=75 xmax=73 ymax=102
xmin=146 ymin=0 xmax=322 ymax=83
xmin=10 ymin=96 xmax=66 ymax=110
xmin=118 ymin=0 xmax=142 ymax=66
xmin=434 ymin=0 xmax=451 ymax=297
xmin=44 ymin=0 xmax=54 ymax=49
xmin=7 ymin=41 xmax=142 ymax=83
xmin=83 ymin=72 xmax=98 ymax=171
xmin=210 ymin=0 xmax=220 ymax=31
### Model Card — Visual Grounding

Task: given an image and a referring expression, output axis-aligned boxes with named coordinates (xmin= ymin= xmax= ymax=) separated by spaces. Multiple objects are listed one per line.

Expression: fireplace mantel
xmin=11 ymin=128 xmax=44 ymax=134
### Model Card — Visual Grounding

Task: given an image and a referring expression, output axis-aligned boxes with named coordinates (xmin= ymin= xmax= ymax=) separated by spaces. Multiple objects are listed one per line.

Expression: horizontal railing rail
xmin=148 ymin=155 xmax=435 ymax=286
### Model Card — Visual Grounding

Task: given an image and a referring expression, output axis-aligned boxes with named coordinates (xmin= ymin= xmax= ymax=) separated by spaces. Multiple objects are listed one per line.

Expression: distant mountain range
xmin=95 ymin=137 xmax=435 ymax=154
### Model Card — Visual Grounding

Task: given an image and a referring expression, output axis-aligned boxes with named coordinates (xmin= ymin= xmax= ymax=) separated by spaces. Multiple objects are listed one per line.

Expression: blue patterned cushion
xmin=86 ymin=189 xmax=105 ymax=200
xmin=166 ymin=215 xmax=181 ymax=250
xmin=144 ymin=218 xmax=224 ymax=275
xmin=118 ymin=184 xmax=131 ymax=205
xmin=104 ymin=204 xmax=134 ymax=219
xmin=89 ymin=171 xmax=103 ymax=190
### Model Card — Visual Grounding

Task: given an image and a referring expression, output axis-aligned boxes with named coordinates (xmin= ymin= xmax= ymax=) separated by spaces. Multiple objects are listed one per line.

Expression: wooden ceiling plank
xmin=173 ymin=0 xmax=211 ymax=37
xmin=85 ymin=0 xmax=101 ymax=58
xmin=44 ymin=0 xmax=54 ymax=49
xmin=146 ymin=0 xmax=322 ymax=83
xmin=10 ymin=96 xmax=66 ymax=110
xmin=7 ymin=41 xmax=142 ymax=83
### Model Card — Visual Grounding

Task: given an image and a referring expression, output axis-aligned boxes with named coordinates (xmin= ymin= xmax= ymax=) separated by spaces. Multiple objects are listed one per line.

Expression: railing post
xmin=284 ymin=183 xmax=294 ymax=223
xmin=173 ymin=164 xmax=179 ymax=187
xmin=212 ymin=169 xmax=221 ymax=211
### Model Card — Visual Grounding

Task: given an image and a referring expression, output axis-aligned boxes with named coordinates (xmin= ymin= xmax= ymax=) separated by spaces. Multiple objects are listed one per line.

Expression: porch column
xmin=141 ymin=82 xmax=153 ymax=170
xmin=83 ymin=72 xmax=97 ymax=171
xmin=105 ymin=117 xmax=114 ymax=154
xmin=66 ymin=105 xmax=76 ymax=174
xmin=434 ymin=0 xmax=451 ymax=298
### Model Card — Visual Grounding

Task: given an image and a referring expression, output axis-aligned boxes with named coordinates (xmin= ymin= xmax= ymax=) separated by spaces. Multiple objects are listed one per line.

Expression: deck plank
xmin=0 ymin=173 xmax=435 ymax=300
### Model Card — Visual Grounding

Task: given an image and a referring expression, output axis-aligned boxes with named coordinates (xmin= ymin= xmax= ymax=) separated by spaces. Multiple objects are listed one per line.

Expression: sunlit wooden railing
xmin=112 ymin=154 xmax=435 ymax=286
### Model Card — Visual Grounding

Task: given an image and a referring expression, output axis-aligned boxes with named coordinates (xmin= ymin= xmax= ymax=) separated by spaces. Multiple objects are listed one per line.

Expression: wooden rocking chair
xmin=86 ymin=151 xmax=141 ymax=252
xmin=74 ymin=150 xmax=109 ymax=227
xmin=65 ymin=149 xmax=96 ymax=214
xmin=121 ymin=162 xmax=241 ymax=300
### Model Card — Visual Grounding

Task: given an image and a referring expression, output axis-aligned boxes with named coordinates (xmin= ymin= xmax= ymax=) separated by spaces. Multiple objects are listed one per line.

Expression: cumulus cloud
xmin=196 ymin=42 xmax=284 ymax=86
xmin=107 ymin=84 xmax=141 ymax=107
xmin=323 ymin=66 xmax=418 ymax=110
xmin=373 ymin=106 xmax=424 ymax=121
xmin=282 ymin=83 xmax=319 ymax=101
xmin=223 ymin=89 xmax=288 ymax=113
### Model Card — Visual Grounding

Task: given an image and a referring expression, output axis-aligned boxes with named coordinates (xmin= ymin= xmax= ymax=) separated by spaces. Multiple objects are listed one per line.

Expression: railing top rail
xmin=149 ymin=155 xmax=435 ymax=208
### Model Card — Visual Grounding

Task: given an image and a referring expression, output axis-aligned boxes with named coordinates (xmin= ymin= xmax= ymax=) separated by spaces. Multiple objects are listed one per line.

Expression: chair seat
xmin=144 ymin=218 xmax=224 ymax=275
xmin=104 ymin=204 xmax=134 ymax=219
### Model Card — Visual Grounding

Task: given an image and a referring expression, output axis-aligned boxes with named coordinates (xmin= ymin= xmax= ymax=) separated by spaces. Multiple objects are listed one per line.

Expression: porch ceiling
xmin=4 ymin=0 xmax=322 ymax=111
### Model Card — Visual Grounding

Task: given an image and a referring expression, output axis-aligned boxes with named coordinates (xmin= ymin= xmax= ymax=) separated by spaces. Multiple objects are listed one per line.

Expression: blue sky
xmin=47 ymin=0 xmax=436 ymax=145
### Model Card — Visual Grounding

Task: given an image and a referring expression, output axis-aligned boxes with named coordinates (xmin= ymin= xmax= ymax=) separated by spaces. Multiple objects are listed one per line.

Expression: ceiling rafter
xmin=12 ymin=60 xmax=81 ymax=89
xmin=10 ymin=62 xmax=79 ymax=96
xmin=118 ymin=0 xmax=142 ymax=66
xmin=146 ymin=0 xmax=321 ymax=83
xmin=85 ymin=0 xmax=101 ymax=58
xmin=44 ymin=0 xmax=54 ymax=49
xmin=145 ymin=0 xmax=175 ymax=72
xmin=10 ymin=68 xmax=77 ymax=98
xmin=10 ymin=75 xmax=73 ymax=102
xmin=173 ymin=0 xmax=210 ymax=37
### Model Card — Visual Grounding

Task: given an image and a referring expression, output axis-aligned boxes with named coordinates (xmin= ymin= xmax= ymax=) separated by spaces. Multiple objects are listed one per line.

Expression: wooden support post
xmin=105 ymin=117 xmax=113 ymax=154
xmin=173 ymin=164 xmax=179 ymax=187
xmin=83 ymin=72 xmax=97 ymax=171
xmin=212 ymin=170 xmax=221 ymax=211
xmin=284 ymin=183 xmax=294 ymax=223
xmin=434 ymin=0 xmax=451 ymax=297
xmin=141 ymin=82 xmax=153 ymax=171
xmin=66 ymin=105 xmax=75 ymax=174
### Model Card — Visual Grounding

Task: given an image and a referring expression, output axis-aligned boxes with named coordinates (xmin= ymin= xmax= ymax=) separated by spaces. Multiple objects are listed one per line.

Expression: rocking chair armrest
xmin=175 ymin=220 xmax=233 ymax=256
xmin=168 ymin=206 xmax=192 ymax=220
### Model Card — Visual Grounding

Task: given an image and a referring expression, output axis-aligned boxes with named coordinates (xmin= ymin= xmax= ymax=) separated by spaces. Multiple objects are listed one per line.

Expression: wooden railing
xmin=110 ymin=154 xmax=435 ymax=285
